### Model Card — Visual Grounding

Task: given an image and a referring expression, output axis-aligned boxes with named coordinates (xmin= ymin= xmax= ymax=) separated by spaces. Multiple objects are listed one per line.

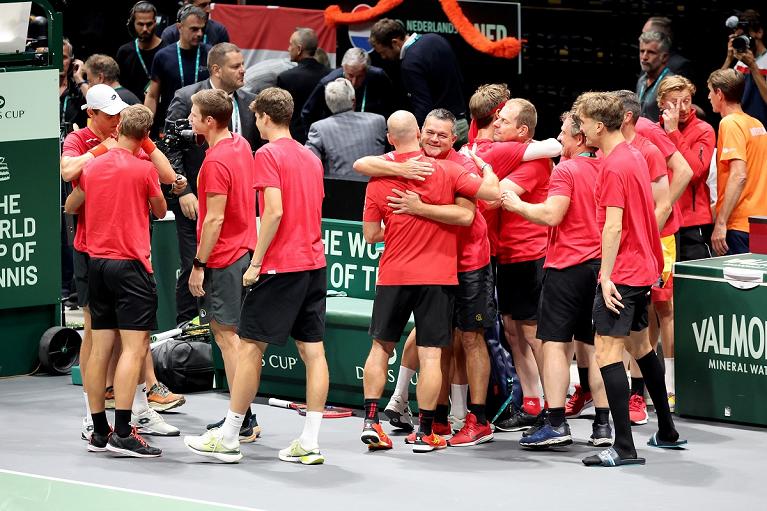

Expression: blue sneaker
xmin=519 ymin=420 xmax=573 ymax=448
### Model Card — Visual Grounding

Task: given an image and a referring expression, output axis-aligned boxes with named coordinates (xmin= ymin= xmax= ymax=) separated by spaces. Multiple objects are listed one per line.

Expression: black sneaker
xmin=495 ymin=408 xmax=538 ymax=432
xmin=106 ymin=428 xmax=162 ymax=458
xmin=87 ymin=430 xmax=111 ymax=452
xmin=522 ymin=410 xmax=548 ymax=438
xmin=206 ymin=412 xmax=261 ymax=442
xmin=589 ymin=422 xmax=613 ymax=447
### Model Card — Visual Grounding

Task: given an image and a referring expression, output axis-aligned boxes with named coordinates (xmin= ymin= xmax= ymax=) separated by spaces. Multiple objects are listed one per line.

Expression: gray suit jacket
xmin=305 ymin=111 xmax=386 ymax=181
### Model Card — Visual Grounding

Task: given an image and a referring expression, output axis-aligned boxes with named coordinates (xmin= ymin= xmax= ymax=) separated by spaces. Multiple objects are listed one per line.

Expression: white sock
xmin=221 ymin=409 xmax=245 ymax=445
xmin=131 ymin=383 xmax=150 ymax=415
xmin=298 ymin=411 xmax=323 ymax=450
xmin=450 ymin=384 xmax=468 ymax=418
xmin=665 ymin=358 xmax=675 ymax=394
xmin=393 ymin=366 xmax=416 ymax=402
xmin=83 ymin=391 xmax=92 ymax=420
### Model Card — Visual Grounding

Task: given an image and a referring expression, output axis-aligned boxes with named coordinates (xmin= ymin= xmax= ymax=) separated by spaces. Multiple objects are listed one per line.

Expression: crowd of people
xmin=58 ymin=1 xmax=767 ymax=467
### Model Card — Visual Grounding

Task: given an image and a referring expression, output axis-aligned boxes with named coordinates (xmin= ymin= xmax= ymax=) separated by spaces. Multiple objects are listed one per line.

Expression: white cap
xmin=81 ymin=84 xmax=129 ymax=115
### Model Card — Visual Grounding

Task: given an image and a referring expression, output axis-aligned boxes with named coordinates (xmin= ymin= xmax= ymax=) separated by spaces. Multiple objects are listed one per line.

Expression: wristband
xmin=76 ymin=80 xmax=88 ymax=88
xmin=192 ymin=257 xmax=207 ymax=269
xmin=87 ymin=144 xmax=108 ymax=158
xmin=141 ymin=138 xmax=157 ymax=155
xmin=250 ymin=262 xmax=262 ymax=269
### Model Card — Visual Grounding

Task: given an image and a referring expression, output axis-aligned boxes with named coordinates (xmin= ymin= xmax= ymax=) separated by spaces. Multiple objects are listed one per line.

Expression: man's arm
xmin=400 ymin=61 xmax=434 ymax=125
xmin=599 ymin=206 xmax=625 ymax=314
xmin=145 ymin=141 xmax=177 ymax=184
xmin=712 ymin=159 xmax=748 ymax=256
xmin=63 ymin=186 xmax=85 ymax=214
xmin=353 ymin=155 xmax=434 ymax=181
xmin=738 ymin=50 xmax=767 ymax=104
xmin=243 ymin=187 xmax=283 ymax=285
xmin=465 ymin=150 xmax=500 ymax=201
xmin=305 ymin=124 xmax=324 ymax=159
xmin=144 ymin=79 xmax=161 ymax=114
xmin=149 ymin=195 xmax=167 ymax=219
xmin=387 ymin=190 xmax=475 ymax=226
xmin=651 ymin=175 xmax=673 ymax=231
xmin=188 ymin=193 xmax=226 ymax=297
xmin=501 ymin=190 xmax=570 ymax=226
xmin=666 ymin=151 xmax=694 ymax=205
xmin=363 ymin=220 xmax=385 ymax=244
xmin=522 ymin=139 xmax=562 ymax=161
xmin=60 ymin=138 xmax=117 ymax=182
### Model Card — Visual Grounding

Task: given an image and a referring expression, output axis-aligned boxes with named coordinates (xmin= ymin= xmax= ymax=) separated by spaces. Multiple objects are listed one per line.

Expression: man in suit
xmin=306 ymin=78 xmax=386 ymax=181
xmin=277 ymin=28 xmax=330 ymax=144
xmin=302 ymin=48 xmax=393 ymax=130
xmin=165 ymin=42 xmax=260 ymax=325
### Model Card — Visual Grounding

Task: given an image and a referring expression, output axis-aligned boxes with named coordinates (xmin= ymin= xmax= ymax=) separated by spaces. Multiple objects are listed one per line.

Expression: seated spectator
xmin=302 ymin=47 xmax=393 ymax=130
xmin=642 ymin=16 xmax=693 ymax=79
xmin=306 ymin=78 xmax=386 ymax=181
xmin=160 ymin=0 xmax=229 ymax=46
xmin=84 ymin=54 xmax=141 ymax=105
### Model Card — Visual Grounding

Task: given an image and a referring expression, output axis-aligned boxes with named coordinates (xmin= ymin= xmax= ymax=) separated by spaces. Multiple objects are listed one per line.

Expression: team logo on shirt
xmin=0 ymin=156 xmax=10 ymax=182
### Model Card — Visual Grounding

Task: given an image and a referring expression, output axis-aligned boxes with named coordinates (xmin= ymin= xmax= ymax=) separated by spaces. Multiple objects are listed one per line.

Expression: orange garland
xmin=324 ymin=0 xmax=522 ymax=59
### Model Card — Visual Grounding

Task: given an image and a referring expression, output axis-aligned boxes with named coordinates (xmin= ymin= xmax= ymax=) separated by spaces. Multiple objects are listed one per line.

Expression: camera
xmin=725 ymin=15 xmax=756 ymax=53
xmin=159 ymin=119 xmax=199 ymax=152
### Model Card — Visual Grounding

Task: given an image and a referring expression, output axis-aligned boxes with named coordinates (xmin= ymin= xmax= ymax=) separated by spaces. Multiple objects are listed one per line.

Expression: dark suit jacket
xmin=301 ymin=66 xmax=393 ymax=130
xmin=165 ymin=79 xmax=259 ymax=196
xmin=277 ymin=57 xmax=330 ymax=144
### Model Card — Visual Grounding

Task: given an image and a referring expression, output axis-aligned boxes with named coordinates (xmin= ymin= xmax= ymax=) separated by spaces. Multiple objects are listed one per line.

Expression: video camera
xmin=725 ymin=15 xmax=756 ymax=53
xmin=159 ymin=119 xmax=200 ymax=153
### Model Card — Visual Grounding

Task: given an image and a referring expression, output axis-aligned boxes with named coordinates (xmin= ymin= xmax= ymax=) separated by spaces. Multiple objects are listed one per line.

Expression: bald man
xmin=359 ymin=111 xmax=500 ymax=454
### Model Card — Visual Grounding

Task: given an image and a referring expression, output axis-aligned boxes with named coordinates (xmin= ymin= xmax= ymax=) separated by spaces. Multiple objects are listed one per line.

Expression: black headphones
xmin=177 ymin=3 xmax=196 ymax=24
xmin=127 ymin=1 xmax=157 ymax=38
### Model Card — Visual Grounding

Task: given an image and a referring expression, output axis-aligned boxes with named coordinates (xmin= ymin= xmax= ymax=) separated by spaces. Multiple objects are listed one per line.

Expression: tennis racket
xmin=267 ymin=398 xmax=353 ymax=418
xmin=150 ymin=324 xmax=210 ymax=348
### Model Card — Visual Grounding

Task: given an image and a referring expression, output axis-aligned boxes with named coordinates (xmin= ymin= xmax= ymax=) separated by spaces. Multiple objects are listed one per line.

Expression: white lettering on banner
xmin=692 ymin=315 xmax=767 ymax=376
xmin=0 ymin=193 xmax=39 ymax=288
xmin=260 ymin=355 xmax=298 ymax=371
xmin=708 ymin=358 xmax=767 ymax=376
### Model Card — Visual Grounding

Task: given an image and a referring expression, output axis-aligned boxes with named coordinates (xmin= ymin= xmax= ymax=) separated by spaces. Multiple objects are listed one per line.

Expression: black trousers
xmin=171 ymin=200 xmax=199 ymax=325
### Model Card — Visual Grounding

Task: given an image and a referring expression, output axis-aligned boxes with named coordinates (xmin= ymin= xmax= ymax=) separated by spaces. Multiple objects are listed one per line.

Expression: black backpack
xmin=152 ymin=339 xmax=214 ymax=393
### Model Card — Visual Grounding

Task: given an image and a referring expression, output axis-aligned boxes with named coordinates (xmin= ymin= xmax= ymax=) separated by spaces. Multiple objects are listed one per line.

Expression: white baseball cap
xmin=81 ymin=84 xmax=129 ymax=115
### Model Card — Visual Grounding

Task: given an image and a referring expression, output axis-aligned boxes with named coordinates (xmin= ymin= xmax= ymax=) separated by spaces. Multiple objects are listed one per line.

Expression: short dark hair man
xmin=64 ymin=105 xmax=171 ymax=457
xmin=84 ymin=54 xmax=141 ymax=105
xmin=636 ymin=31 xmax=675 ymax=121
xmin=576 ymin=92 xmax=686 ymax=467
xmin=184 ymin=87 xmax=330 ymax=465
xmin=641 ymin=16 xmax=693 ymax=78
xmin=116 ymin=1 xmax=168 ymax=101
xmin=160 ymin=0 xmax=230 ymax=47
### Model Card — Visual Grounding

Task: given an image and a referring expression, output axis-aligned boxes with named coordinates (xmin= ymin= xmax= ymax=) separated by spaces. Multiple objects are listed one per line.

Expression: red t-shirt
xmin=80 ymin=148 xmax=162 ymax=273
xmin=630 ymin=134 xmax=680 ymax=237
xmin=595 ymin=142 xmax=663 ymax=287
xmin=62 ymin=127 xmax=101 ymax=253
xmin=498 ymin=158 xmax=552 ymax=264
xmin=544 ymin=155 xmax=602 ymax=269
xmin=635 ymin=119 xmax=681 ymax=236
xmin=197 ymin=134 xmax=257 ymax=268
xmin=443 ymin=149 xmax=490 ymax=272
xmin=253 ymin=138 xmax=325 ymax=274
xmin=472 ymin=138 xmax=527 ymax=256
xmin=363 ymin=151 xmax=482 ymax=285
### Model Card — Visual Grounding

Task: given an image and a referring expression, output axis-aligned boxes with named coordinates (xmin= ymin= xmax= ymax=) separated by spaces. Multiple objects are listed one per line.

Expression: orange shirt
xmin=716 ymin=112 xmax=767 ymax=232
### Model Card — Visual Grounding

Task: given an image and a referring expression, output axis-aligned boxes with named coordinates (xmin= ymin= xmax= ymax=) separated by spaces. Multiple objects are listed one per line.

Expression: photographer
xmin=722 ymin=9 xmax=767 ymax=125
xmin=164 ymin=43 xmax=260 ymax=325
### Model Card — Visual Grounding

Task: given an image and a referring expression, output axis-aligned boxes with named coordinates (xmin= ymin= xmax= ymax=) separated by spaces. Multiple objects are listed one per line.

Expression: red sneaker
xmin=361 ymin=420 xmax=393 ymax=450
xmin=629 ymin=394 xmax=648 ymax=425
xmin=448 ymin=413 xmax=494 ymax=447
xmin=565 ymin=384 xmax=594 ymax=417
xmin=413 ymin=433 xmax=447 ymax=453
xmin=432 ymin=422 xmax=452 ymax=436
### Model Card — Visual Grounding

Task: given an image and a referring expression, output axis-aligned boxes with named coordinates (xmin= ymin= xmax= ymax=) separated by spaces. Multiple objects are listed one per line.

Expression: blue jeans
xmin=726 ymin=229 xmax=750 ymax=255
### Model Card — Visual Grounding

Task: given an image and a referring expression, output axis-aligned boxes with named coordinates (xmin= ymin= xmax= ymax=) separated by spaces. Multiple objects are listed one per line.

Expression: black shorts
xmin=592 ymin=284 xmax=651 ymax=337
xmin=496 ymin=257 xmax=545 ymax=321
xmin=678 ymin=224 xmax=713 ymax=261
xmin=199 ymin=253 xmax=250 ymax=327
xmin=454 ymin=264 xmax=496 ymax=331
xmin=73 ymin=249 xmax=90 ymax=307
xmin=537 ymin=259 xmax=600 ymax=344
xmin=239 ymin=267 xmax=326 ymax=346
xmin=370 ymin=285 xmax=455 ymax=347
xmin=88 ymin=258 xmax=158 ymax=331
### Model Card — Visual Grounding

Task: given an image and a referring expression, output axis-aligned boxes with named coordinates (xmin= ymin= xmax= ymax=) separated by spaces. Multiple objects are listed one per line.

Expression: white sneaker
xmin=132 ymin=408 xmax=180 ymax=436
xmin=184 ymin=429 xmax=242 ymax=463
xmin=383 ymin=395 xmax=414 ymax=431
xmin=449 ymin=414 xmax=466 ymax=432
xmin=81 ymin=416 xmax=94 ymax=441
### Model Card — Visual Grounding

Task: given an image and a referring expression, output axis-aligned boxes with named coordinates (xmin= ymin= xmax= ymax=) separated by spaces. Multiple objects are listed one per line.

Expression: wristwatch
xmin=193 ymin=257 xmax=207 ymax=269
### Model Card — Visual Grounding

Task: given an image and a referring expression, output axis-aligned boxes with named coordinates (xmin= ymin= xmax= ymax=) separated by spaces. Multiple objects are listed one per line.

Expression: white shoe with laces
xmin=132 ymin=408 xmax=180 ymax=436
xmin=81 ymin=416 xmax=94 ymax=441
xmin=384 ymin=395 xmax=414 ymax=431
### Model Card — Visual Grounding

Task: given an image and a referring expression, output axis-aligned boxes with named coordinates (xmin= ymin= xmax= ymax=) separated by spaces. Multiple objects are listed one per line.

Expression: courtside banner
xmin=210 ymin=4 xmax=337 ymax=69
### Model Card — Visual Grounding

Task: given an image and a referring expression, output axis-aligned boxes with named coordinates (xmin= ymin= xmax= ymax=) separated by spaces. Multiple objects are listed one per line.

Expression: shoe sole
xmin=566 ymin=400 xmax=595 ymax=418
xmin=361 ymin=431 xmax=382 ymax=445
xmin=135 ymin=426 xmax=180 ymax=437
xmin=520 ymin=436 xmax=573 ymax=448
xmin=87 ymin=444 xmax=108 ymax=452
xmin=412 ymin=443 xmax=446 ymax=453
xmin=630 ymin=417 xmax=649 ymax=425
xmin=106 ymin=444 xmax=162 ymax=458
xmin=183 ymin=438 xmax=242 ymax=463
xmin=148 ymin=396 xmax=186 ymax=412
xmin=495 ymin=425 xmax=532 ymax=432
xmin=448 ymin=433 xmax=494 ymax=447
xmin=589 ymin=438 xmax=614 ymax=447
xmin=383 ymin=409 xmax=414 ymax=431
xmin=279 ymin=453 xmax=325 ymax=465
xmin=240 ymin=425 xmax=262 ymax=443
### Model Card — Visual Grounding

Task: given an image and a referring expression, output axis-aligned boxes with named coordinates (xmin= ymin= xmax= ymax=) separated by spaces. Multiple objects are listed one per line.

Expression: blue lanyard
xmin=134 ymin=39 xmax=150 ymax=78
xmin=61 ymin=95 xmax=68 ymax=123
xmin=639 ymin=67 xmax=670 ymax=104
xmin=231 ymin=96 xmax=240 ymax=134
xmin=361 ymin=84 xmax=367 ymax=112
xmin=177 ymin=42 xmax=201 ymax=86
xmin=578 ymin=151 xmax=596 ymax=158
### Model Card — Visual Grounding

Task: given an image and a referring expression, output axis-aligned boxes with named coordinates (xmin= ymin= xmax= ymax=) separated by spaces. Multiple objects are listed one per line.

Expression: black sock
xmin=594 ymin=407 xmax=610 ymax=425
xmin=419 ymin=409 xmax=435 ymax=435
xmin=364 ymin=399 xmax=379 ymax=422
xmin=435 ymin=404 xmax=449 ymax=424
xmin=635 ymin=350 xmax=679 ymax=442
xmin=578 ymin=367 xmax=591 ymax=394
xmin=91 ymin=411 xmax=110 ymax=436
xmin=548 ymin=407 xmax=566 ymax=428
xmin=600 ymin=362 xmax=636 ymax=458
xmin=630 ymin=377 xmax=645 ymax=397
xmin=114 ymin=409 xmax=132 ymax=438
xmin=469 ymin=403 xmax=487 ymax=424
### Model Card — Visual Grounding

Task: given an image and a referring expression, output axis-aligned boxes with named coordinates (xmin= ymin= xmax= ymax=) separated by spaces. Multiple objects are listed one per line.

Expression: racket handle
xmin=150 ymin=328 xmax=182 ymax=343
xmin=268 ymin=398 xmax=294 ymax=409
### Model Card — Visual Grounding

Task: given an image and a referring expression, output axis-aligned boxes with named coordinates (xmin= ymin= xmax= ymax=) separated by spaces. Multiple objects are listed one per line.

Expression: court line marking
xmin=0 ymin=469 xmax=264 ymax=511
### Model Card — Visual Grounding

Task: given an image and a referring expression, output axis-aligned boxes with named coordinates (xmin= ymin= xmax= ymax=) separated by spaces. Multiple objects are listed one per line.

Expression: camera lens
xmin=732 ymin=35 xmax=750 ymax=52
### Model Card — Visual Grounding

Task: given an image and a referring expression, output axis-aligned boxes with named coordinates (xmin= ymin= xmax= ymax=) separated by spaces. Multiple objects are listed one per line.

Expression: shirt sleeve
xmin=717 ymin=117 xmax=748 ymax=163
xmin=443 ymin=161 xmax=482 ymax=197
xmin=61 ymin=132 xmax=87 ymax=157
xmin=548 ymin=162 xmax=574 ymax=199
xmin=362 ymin=181 xmax=383 ymax=222
xmin=488 ymin=142 xmax=526 ymax=180
xmin=201 ymin=161 xmax=231 ymax=195
xmin=598 ymin=167 xmax=626 ymax=209
xmin=253 ymin=147 xmax=281 ymax=189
